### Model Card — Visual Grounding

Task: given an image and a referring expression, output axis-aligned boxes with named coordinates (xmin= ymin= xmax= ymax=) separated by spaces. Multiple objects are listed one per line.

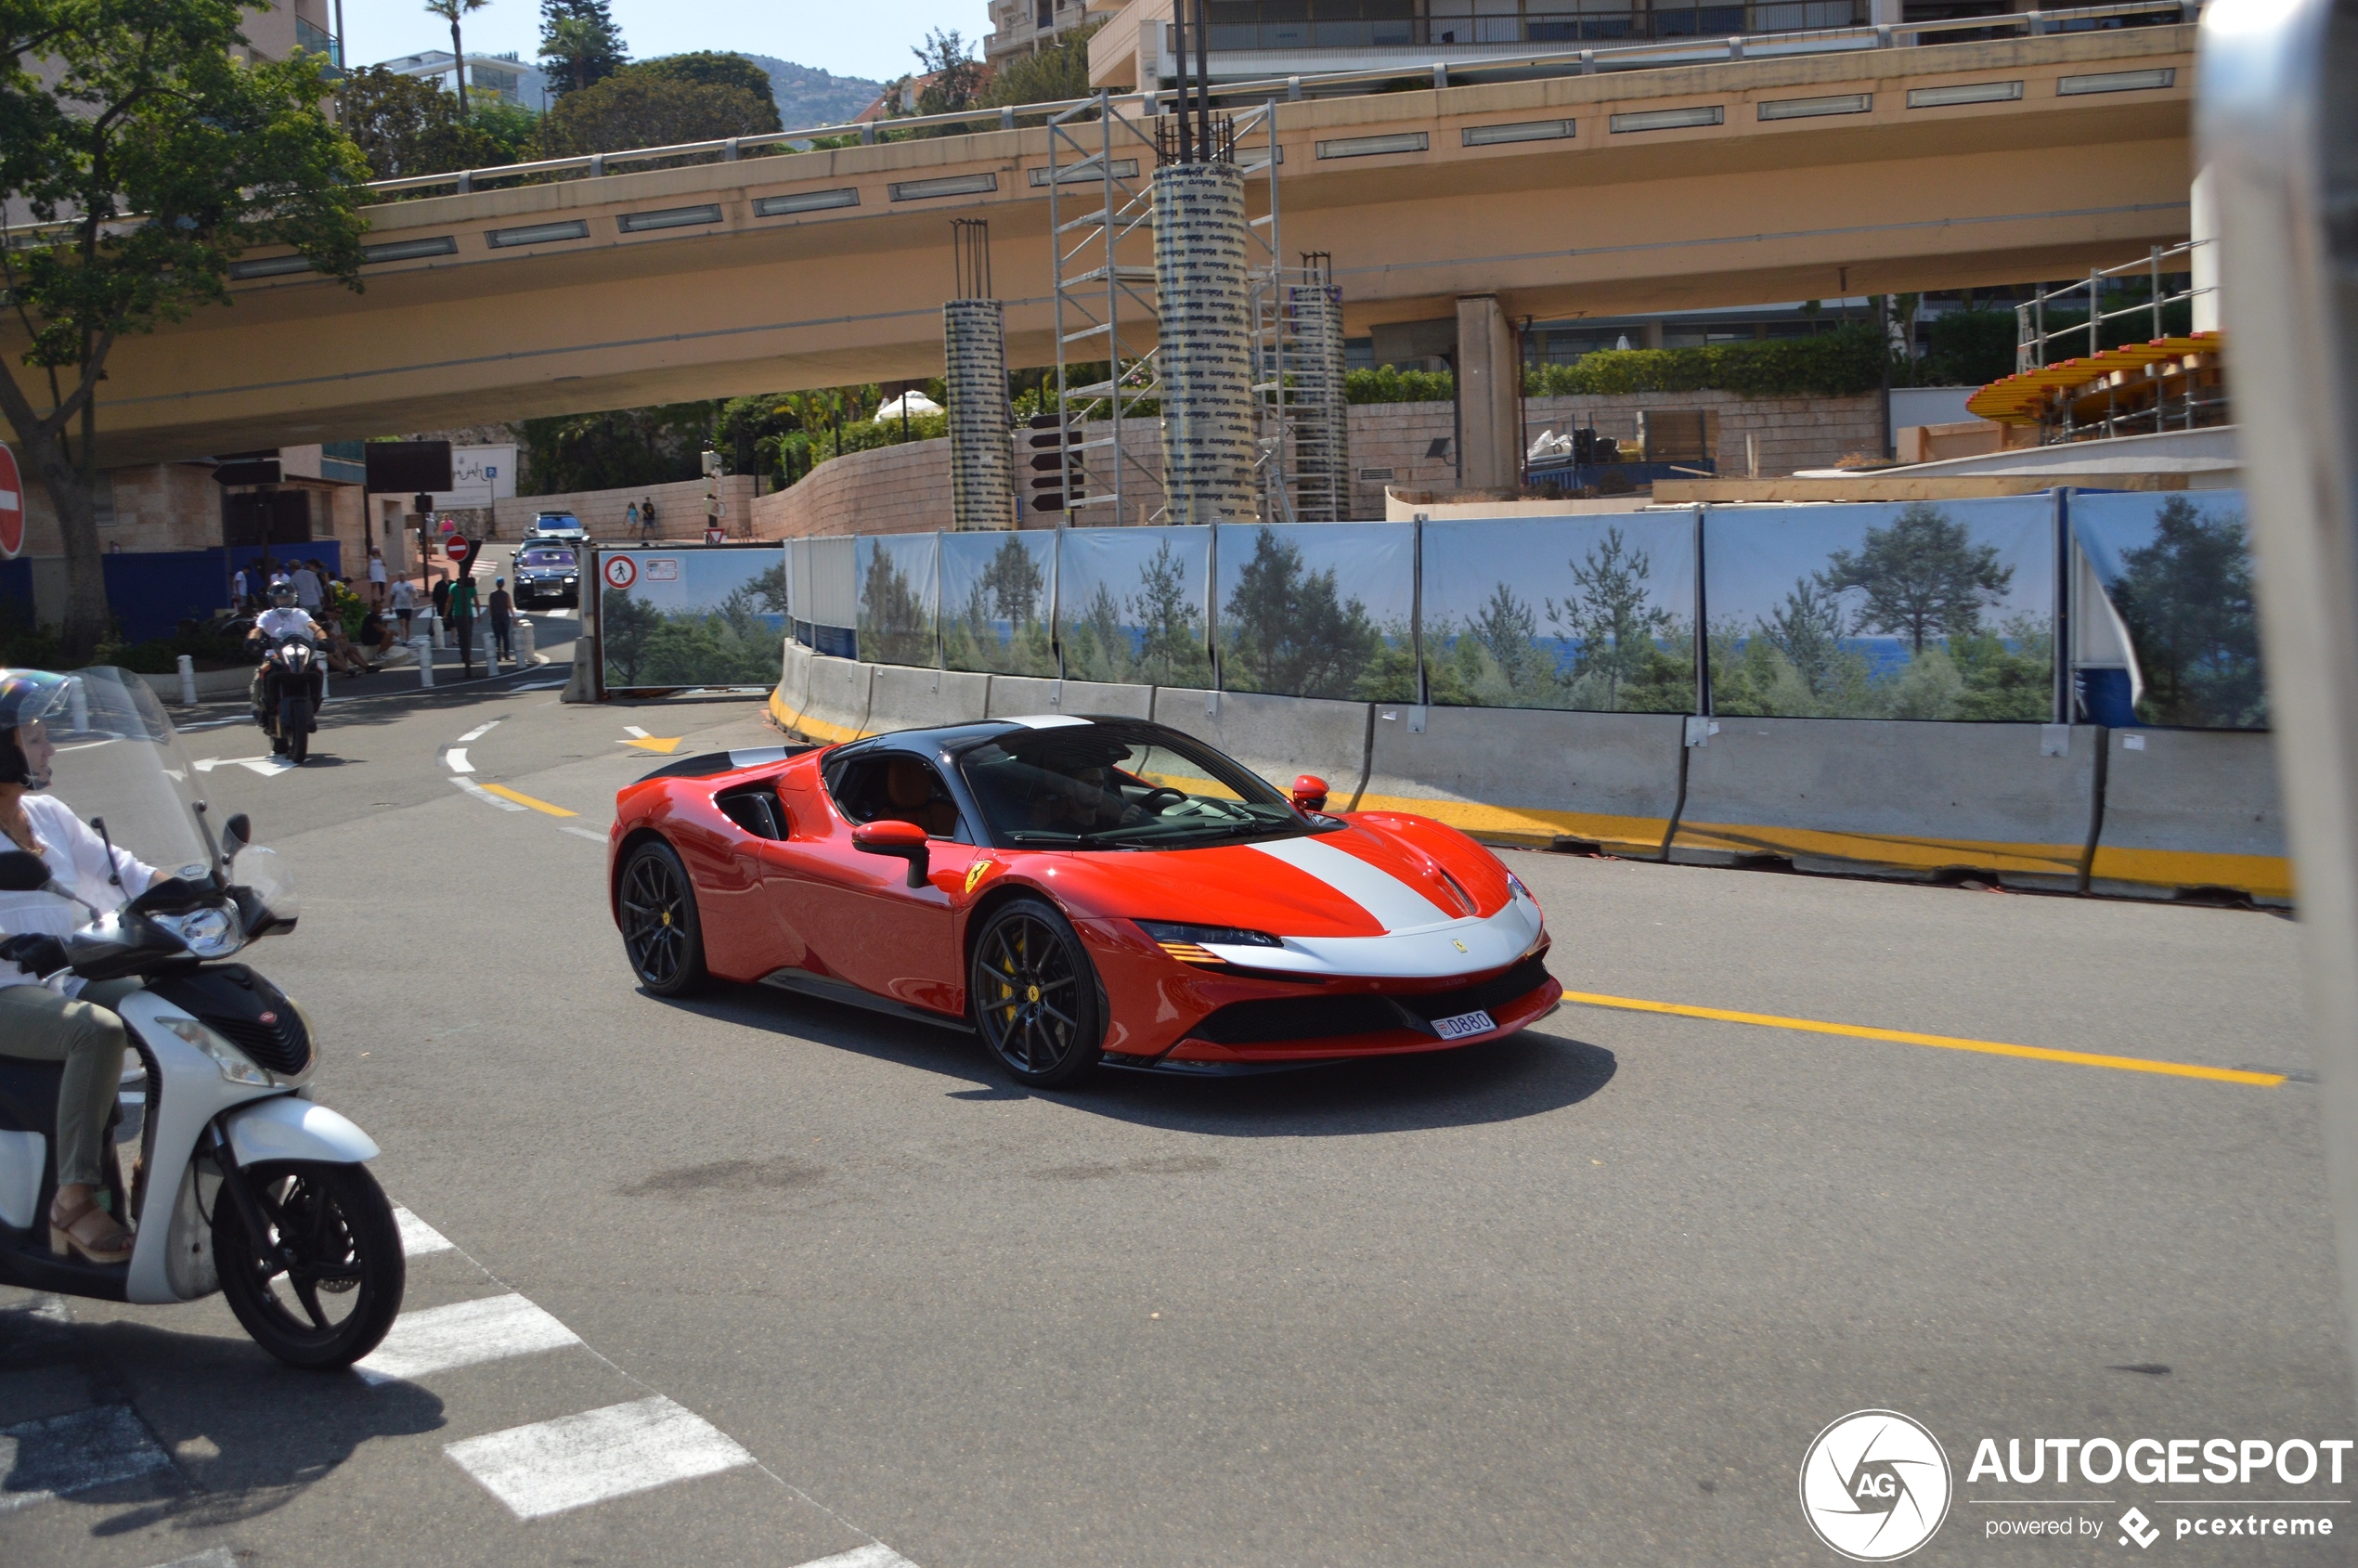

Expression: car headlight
xmin=1136 ymin=920 xmax=1284 ymax=965
xmin=158 ymin=1016 xmax=273 ymax=1086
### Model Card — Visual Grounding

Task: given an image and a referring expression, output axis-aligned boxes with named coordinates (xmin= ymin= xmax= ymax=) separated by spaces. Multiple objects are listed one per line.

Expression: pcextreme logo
xmin=1800 ymin=1410 xmax=1956 ymax=1562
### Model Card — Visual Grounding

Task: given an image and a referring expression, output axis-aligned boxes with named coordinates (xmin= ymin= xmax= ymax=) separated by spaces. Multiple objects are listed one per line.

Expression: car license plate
xmin=1432 ymin=1009 xmax=1496 ymax=1040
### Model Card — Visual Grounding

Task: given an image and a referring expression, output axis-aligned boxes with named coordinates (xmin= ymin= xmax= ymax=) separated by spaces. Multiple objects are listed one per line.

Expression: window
xmin=828 ymin=752 xmax=970 ymax=842
xmin=955 ymin=721 xmax=1315 ymax=851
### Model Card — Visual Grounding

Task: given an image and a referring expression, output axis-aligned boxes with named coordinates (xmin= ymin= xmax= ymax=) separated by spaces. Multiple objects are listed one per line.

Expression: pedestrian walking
xmin=488 ymin=578 xmax=515 ymax=663
xmin=291 ymin=560 xmax=322 ymax=612
xmin=230 ymin=565 xmax=250 ymax=612
xmin=640 ymin=497 xmax=657 ymax=539
xmin=625 ymin=501 xmax=641 ymax=536
xmin=390 ymin=577 xmax=417 ymax=641
xmin=447 ymin=574 xmax=480 ymax=676
xmin=367 ymin=546 xmax=387 ymax=605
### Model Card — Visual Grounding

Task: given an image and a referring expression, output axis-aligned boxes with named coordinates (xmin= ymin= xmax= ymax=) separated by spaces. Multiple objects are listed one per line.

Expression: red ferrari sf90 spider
xmin=608 ymin=715 xmax=1562 ymax=1085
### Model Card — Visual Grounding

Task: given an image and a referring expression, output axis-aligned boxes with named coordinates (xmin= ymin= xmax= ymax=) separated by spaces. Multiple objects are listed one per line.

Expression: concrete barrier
xmin=867 ymin=664 xmax=991 ymax=734
xmin=2090 ymin=728 xmax=2292 ymax=905
xmin=986 ymin=676 xmax=1154 ymax=720
xmin=1357 ymin=706 xmax=1687 ymax=854
xmin=1149 ymin=688 xmax=1371 ymax=800
xmin=1669 ymin=718 xmax=2101 ymax=889
xmin=784 ymin=655 xmax=873 ymax=744
xmin=769 ymin=639 xmax=814 ymax=733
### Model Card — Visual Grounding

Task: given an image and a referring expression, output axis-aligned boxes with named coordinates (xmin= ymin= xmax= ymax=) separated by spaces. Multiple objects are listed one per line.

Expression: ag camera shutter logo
xmin=1799 ymin=1409 xmax=1953 ymax=1561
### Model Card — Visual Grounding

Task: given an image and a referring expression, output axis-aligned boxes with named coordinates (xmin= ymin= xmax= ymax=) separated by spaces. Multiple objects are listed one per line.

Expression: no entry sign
xmin=602 ymin=554 xmax=638 ymax=590
xmin=0 ymin=444 xmax=22 ymax=560
xmin=445 ymin=536 xmax=473 ymax=565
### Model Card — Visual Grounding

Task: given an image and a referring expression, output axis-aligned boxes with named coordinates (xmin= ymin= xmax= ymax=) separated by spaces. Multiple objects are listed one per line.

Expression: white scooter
xmin=0 ymin=668 xmax=402 ymax=1368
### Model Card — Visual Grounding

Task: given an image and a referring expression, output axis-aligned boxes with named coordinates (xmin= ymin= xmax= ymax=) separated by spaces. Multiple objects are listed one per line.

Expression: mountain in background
xmin=738 ymin=55 xmax=885 ymax=129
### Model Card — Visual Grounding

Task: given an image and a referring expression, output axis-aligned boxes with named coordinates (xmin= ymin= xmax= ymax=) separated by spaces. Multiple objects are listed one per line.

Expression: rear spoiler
xmin=635 ymin=744 xmax=815 ymax=784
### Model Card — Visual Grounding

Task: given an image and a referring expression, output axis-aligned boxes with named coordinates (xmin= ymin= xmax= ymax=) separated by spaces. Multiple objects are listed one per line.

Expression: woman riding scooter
xmin=0 ymin=669 xmax=155 ymax=1264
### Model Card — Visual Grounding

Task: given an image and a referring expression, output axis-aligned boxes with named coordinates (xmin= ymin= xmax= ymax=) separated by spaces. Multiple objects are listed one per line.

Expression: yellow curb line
xmin=478 ymin=783 xmax=578 ymax=818
xmin=1558 ymin=989 xmax=2286 ymax=1087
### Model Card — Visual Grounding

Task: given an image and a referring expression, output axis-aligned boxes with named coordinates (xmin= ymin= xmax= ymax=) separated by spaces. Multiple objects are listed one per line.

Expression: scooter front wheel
xmin=214 ymin=1160 xmax=405 ymax=1370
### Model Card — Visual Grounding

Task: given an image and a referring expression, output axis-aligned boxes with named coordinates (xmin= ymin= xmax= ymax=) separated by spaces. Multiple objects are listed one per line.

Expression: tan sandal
xmin=49 ymin=1194 xmax=133 ymax=1264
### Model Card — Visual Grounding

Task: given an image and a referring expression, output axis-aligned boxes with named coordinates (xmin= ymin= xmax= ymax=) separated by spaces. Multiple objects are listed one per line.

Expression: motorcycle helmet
xmin=270 ymin=577 xmax=296 ymax=606
xmin=0 ymin=668 xmax=71 ymax=789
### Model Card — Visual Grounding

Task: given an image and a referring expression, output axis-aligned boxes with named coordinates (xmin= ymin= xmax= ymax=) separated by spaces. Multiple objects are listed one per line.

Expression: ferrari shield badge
xmin=965 ymin=859 xmax=994 ymax=894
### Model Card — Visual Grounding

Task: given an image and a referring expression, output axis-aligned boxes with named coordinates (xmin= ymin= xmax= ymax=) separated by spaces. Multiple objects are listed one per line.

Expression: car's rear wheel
xmin=970 ymin=898 xmax=1103 ymax=1087
xmin=619 ymin=838 xmax=708 ymax=996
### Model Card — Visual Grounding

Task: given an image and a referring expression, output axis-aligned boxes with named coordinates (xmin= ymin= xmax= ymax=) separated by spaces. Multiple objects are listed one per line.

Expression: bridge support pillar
xmin=1455 ymin=294 xmax=1520 ymax=491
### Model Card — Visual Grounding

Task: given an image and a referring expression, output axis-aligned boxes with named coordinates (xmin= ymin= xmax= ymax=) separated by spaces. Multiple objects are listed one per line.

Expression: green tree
xmin=1756 ymin=576 xmax=1846 ymax=698
xmin=1819 ymin=503 xmax=2013 ymax=655
xmin=336 ymin=66 xmax=500 ymax=178
xmin=1470 ymin=582 xmax=1551 ymax=699
xmin=600 ymin=588 xmax=662 ymax=684
xmin=904 ymin=28 xmax=983 ymax=119
xmin=627 ymin=52 xmax=781 ymax=130
xmin=980 ymin=533 xmax=1043 ymax=625
xmin=520 ymin=402 xmax=714 ymax=492
xmin=423 ymin=0 xmax=489 ymax=115
xmin=468 ymin=95 xmax=541 ymax=162
xmin=981 ymin=20 xmax=1102 ymax=110
xmin=1547 ymin=526 xmax=1670 ymax=711
xmin=535 ymin=70 xmax=775 ymax=154
xmin=1220 ymin=529 xmax=1380 ymax=699
xmin=1950 ymin=614 xmax=2054 ymax=721
xmin=859 ymin=545 xmax=931 ymax=665
xmin=538 ymin=0 xmax=625 ymax=96
xmin=0 ymin=0 xmax=369 ymax=656
xmin=2110 ymin=498 xmax=2265 ymax=727
xmin=1132 ymin=540 xmax=1213 ymax=687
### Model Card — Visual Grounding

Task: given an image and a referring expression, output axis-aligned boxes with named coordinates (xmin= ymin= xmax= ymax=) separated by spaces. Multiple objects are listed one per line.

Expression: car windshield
xmin=520 ymin=550 xmax=573 ymax=566
xmin=956 ymin=720 xmax=1314 ymax=850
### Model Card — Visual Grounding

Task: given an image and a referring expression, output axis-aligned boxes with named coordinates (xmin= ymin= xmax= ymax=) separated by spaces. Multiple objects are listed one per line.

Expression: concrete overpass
xmin=44 ymin=24 xmax=2196 ymax=467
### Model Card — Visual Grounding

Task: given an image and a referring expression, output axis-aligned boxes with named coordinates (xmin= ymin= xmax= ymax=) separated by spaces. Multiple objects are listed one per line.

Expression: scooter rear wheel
xmin=214 ymin=1159 xmax=405 ymax=1370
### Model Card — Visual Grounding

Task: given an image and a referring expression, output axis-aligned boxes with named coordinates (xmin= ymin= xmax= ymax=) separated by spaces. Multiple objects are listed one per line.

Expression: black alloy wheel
xmin=213 ymin=1159 xmax=405 ymax=1369
xmin=619 ymin=839 xmax=708 ymax=996
xmin=970 ymin=898 xmax=1104 ymax=1087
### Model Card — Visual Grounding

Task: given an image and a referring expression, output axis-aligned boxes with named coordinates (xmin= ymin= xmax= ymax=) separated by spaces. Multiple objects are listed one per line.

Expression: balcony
xmin=1193 ymin=1 xmax=1868 ymax=51
xmin=293 ymin=15 xmax=344 ymax=71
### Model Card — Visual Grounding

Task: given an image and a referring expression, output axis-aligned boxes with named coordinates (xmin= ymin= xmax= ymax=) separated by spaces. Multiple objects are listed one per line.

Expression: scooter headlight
xmin=157 ymin=1016 xmax=273 ymax=1086
xmin=149 ymin=905 xmax=244 ymax=959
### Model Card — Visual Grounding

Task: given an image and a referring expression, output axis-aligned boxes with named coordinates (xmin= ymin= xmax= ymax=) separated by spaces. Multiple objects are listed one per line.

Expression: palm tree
xmin=424 ymin=0 xmax=490 ymax=115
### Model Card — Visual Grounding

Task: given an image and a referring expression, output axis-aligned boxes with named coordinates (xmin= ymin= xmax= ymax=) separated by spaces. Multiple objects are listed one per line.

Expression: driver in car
xmin=0 ymin=670 xmax=155 ymax=1265
xmin=1032 ymin=757 xmax=1147 ymax=834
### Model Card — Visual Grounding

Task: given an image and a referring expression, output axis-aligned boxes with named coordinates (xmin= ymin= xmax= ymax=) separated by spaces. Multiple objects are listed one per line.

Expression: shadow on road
xmin=659 ymin=985 xmax=1617 ymax=1137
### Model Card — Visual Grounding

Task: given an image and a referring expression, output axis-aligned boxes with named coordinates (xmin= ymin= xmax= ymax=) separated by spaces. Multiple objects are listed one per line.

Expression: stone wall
xmin=753 ymin=439 xmax=953 ymax=538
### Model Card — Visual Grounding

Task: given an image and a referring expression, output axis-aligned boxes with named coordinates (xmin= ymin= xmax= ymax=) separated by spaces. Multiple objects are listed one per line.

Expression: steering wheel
xmin=1134 ymin=786 xmax=1188 ymax=814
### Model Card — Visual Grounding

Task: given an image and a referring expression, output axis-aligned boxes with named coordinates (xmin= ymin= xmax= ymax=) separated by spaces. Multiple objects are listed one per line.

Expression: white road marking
xmin=513 ymin=680 xmax=568 ymax=691
xmin=239 ymin=757 xmax=294 ymax=778
xmin=793 ymin=1548 xmax=923 ymax=1568
xmin=458 ymin=720 xmax=500 ymax=743
xmin=0 ymin=1405 xmax=175 ymax=1513
xmin=446 ymin=747 xmax=473 ymax=773
xmin=143 ymin=1549 xmax=237 ymax=1568
xmin=623 ymin=725 xmax=650 ymax=738
xmin=1 ymin=1291 xmax=71 ymax=1326
xmin=450 ymin=776 xmax=527 ymax=812
xmin=560 ymin=824 xmax=608 ymax=843
xmin=392 ymin=1204 xmax=455 ymax=1257
xmin=355 ymin=1292 xmax=581 ymax=1385
xmin=443 ymin=1395 xmax=755 ymax=1520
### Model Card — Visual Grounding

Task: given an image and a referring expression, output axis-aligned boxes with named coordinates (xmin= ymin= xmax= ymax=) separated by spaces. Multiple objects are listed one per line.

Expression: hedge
xmin=1344 ymin=323 xmax=1890 ymax=405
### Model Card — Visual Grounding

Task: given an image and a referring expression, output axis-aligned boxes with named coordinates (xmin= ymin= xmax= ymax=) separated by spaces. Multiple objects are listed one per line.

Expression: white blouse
xmin=0 ymin=792 xmax=158 ymax=995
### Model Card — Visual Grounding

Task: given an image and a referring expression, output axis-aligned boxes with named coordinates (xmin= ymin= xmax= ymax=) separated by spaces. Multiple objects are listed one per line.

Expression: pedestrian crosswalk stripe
xmin=443 ymin=1395 xmax=755 ymax=1520
xmin=142 ymin=1549 xmax=237 ymax=1568
xmin=0 ymin=1405 xmax=174 ymax=1512
xmin=355 ymin=1292 xmax=581 ymax=1384
xmin=392 ymin=1203 xmax=455 ymax=1257
xmin=792 ymin=1547 xmax=924 ymax=1568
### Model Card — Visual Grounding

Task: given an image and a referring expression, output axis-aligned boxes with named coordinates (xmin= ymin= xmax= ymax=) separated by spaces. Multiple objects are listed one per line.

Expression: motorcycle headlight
xmin=158 ymin=1016 xmax=273 ymax=1086
xmin=149 ymin=905 xmax=245 ymax=960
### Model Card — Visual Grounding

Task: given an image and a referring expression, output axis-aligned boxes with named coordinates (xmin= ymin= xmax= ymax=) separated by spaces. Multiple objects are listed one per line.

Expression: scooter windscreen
xmin=39 ymin=668 xmax=224 ymax=891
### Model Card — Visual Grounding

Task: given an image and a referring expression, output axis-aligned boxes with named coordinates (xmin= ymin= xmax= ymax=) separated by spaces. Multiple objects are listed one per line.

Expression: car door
xmin=758 ymin=753 xmax=976 ymax=1016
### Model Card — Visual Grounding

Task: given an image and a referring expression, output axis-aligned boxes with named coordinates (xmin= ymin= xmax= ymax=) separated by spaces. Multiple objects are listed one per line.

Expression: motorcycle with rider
xmin=249 ymin=578 xmax=325 ymax=765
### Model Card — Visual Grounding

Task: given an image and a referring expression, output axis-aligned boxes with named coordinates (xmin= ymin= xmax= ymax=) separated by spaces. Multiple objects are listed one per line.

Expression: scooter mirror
xmin=221 ymin=813 xmax=252 ymax=862
xmin=0 ymin=849 xmax=48 ymax=891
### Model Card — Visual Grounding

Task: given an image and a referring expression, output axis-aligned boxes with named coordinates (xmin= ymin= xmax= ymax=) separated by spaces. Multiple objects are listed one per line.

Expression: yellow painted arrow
xmin=618 ymin=725 xmax=683 ymax=755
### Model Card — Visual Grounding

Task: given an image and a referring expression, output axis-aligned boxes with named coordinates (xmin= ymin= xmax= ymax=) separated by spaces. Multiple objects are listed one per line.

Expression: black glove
xmin=0 ymin=933 xmax=69 ymax=977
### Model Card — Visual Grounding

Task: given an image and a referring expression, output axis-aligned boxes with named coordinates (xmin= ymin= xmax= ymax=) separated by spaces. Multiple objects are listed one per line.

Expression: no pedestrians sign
xmin=0 ymin=444 xmax=22 ymax=560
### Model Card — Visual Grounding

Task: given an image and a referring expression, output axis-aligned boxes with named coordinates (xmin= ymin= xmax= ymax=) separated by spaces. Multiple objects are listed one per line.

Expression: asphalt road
xmin=4 ymin=668 xmax=2349 ymax=1568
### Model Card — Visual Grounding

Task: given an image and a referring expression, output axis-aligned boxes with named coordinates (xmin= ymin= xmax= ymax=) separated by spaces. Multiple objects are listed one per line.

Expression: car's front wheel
xmin=970 ymin=898 xmax=1103 ymax=1087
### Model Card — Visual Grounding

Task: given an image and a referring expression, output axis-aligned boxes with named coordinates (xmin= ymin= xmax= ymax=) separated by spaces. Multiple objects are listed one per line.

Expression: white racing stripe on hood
xmin=1248 ymin=836 xmax=1450 ymax=932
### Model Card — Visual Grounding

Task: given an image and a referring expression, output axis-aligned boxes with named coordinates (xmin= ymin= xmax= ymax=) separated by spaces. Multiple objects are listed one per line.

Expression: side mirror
xmin=852 ymin=819 xmax=931 ymax=889
xmin=221 ymin=812 xmax=252 ymax=863
xmin=0 ymin=849 xmax=50 ymax=892
xmin=1291 ymin=774 xmax=1330 ymax=812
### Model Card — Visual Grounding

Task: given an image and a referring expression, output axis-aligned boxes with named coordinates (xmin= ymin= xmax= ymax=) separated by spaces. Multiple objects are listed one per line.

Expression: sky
xmin=338 ymin=0 xmax=996 ymax=84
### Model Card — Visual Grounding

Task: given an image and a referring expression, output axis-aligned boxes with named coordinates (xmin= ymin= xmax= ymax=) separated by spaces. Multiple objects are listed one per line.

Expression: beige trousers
xmin=0 ymin=978 xmax=140 ymax=1189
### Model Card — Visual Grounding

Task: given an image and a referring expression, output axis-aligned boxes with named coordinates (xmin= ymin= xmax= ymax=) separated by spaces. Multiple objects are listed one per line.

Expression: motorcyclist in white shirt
xmin=249 ymin=578 xmax=322 ymax=647
xmin=0 ymin=670 xmax=156 ymax=1264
